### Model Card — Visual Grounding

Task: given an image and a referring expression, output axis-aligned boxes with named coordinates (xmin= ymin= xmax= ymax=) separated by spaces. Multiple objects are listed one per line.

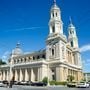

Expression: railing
xmin=47 ymin=33 xmax=67 ymax=41
xmin=14 ymin=58 xmax=47 ymax=66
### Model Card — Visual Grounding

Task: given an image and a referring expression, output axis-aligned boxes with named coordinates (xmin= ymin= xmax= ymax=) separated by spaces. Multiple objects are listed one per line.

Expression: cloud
xmin=83 ymin=59 xmax=90 ymax=64
xmin=5 ymin=26 xmax=46 ymax=32
xmin=24 ymin=52 xmax=30 ymax=54
xmin=80 ymin=44 xmax=90 ymax=52
xmin=1 ymin=51 xmax=10 ymax=62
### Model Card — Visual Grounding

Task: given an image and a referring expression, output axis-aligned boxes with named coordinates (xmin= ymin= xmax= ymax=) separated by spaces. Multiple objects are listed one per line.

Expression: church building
xmin=0 ymin=0 xmax=83 ymax=82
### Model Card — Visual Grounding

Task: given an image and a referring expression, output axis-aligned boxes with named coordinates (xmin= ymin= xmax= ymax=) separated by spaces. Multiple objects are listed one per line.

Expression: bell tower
xmin=68 ymin=18 xmax=79 ymax=48
xmin=49 ymin=0 xmax=63 ymax=34
xmin=68 ymin=18 xmax=82 ymax=67
xmin=46 ymin=0 xmax=67 ymax=61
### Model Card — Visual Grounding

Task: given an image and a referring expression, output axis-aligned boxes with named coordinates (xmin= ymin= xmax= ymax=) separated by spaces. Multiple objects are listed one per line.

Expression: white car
xmin=0 ymin=81 xmax=6 ymax=87
xmin=76 ymin=82 xmax=89 ymax=88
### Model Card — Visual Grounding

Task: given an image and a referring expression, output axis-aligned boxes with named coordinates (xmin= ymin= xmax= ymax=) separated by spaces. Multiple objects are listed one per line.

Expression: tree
xmin=0 ymin=59 xmax=6 ymax=65
xmin=42 ymin=77 xmax=48 ymax=83
xmin=67 ymin=75 xmax=74 ymax=82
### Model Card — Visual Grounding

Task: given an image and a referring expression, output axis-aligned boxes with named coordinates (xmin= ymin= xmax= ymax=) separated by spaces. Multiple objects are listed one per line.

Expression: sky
xmin=0 ymin=0 xmax=90 ymax=72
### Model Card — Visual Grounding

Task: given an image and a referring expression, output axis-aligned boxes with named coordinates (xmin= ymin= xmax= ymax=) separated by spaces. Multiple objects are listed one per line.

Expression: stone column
xmin=38 ymin=68 xmax=40 ymax=81
xmin=3 ymin=70 xmax=5 ymax=80
xmin=56 ymin=66 xmax=65 ymax=81
xmin=15 ymin=69 xmax=18 ymax=81
xmin=66 ymin=68 xmax=68 ymax=80
xmin=1 ymin=71 xmax=3 ymax=80
xmin=56 ymin=67 xmax=60 ymax=81
xmin=0 ymin=70 xmax=2 ymax=80
xmin=10 ymin=69 xmax=13 ymax=81
xmin=38 ymin=65 xmax=47 ymax=81
xmin=31 ymin=68 xmax=34 ymax=82
xmin=20 ymin=69 xmax=23 ymax=81
xmin=69 ymin=52 xmax=70 ymax=63
xmin=78 ymin=71 xmax=83 ymax=82
xmin=25 ymin=68 xmax=29 ymax=81
xmin=6 ymin=70 xmax=9 ymax=81
xmin=68 ymin=52 xmax=69 ymax=62
xmin=5 ymin=71 xmax=6 ymax=80
xmin=64 ymin=68 xmax=68 ymax=81
xmin=40 ymin=68 xmax=43 ymax=81
xmin=60 ymin=67 xmax=64 ymax=81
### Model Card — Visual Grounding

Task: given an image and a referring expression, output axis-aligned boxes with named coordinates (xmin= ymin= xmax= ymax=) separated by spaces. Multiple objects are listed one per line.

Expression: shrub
xmin=67 ymin=75 xmax=74 ymax=82
xmin=42 ymin=77 xmax=48 ymax=83
xmin=49 ymin=80 xmax=56 ymax=85
xmin=49 ymin=81 xmax=67 ymax=85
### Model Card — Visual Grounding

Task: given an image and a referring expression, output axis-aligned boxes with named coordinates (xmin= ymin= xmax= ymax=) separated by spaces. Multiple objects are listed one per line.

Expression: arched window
xmin=33 ymin=56 xmax=35 ymax=60
xmin=56 ymin=12 xmax=57 ymax=17
xmin=52 ymin=26 xmax=55 ymax=33
xmin=17 ymin=59 xmax=19 ymax=63
xmin=52 ymin=49 xmax=54 ymax=56
xmin=52 ymin=13 xmax=54 ymax=17
xmin=70 ymin=30 xmax=72 ymax=34
xmin=21 ymin=58 xmax=23 ymax=62
xmin=25 ymin=58 xmax=27 ymax=62
xmin=51 ymin=69 xmax=56 ymax=80
xmin=42 ymin=55 xmax=46 ymax=59
xmin=62 ymin=46 xmax=65 ymax=59
xmin=37 ymin=56 xmax=40 ymax=59
xmin=70 ymin=30 xmax=74 ymax=34
xmin=71 ymin=41 xmax=73 ymax=47
xmin=14 ymin=59 xmax=16 ymax=63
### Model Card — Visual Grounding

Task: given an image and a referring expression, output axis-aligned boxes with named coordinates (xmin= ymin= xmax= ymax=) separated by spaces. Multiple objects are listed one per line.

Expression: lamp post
xmin=9 ymin=57 xmax=14 ymax=87
xmin=85 ymin=74 xmax=88 ymax=82
xmin=47 ymin=62 xmax=50 ymax=86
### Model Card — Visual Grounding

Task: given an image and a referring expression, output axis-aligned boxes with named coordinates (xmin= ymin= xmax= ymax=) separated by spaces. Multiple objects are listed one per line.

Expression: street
xmin=0 ymin=86 xmax=90 ymax=90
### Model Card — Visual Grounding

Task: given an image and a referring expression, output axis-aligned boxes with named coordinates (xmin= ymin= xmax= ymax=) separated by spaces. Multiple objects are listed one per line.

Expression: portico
xmin=0 ymin=60 xmax=48 ymax=82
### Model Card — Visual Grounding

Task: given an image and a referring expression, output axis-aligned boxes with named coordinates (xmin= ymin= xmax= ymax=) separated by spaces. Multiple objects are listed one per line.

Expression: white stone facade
xmin=0 ymin=0 xmax=83 ymax=82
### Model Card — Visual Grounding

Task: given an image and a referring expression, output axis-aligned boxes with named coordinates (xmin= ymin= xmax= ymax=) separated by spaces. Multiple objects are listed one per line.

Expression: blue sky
xmin=0 ymin=0 xmax=90 ymax=72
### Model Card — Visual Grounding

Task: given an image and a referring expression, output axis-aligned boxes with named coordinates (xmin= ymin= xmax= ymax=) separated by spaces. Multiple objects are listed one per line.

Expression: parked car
xmin=30 ymin=82 xmax=47 ymax=86
xmin=87 ymin=82 xmax=90 ymax=86
xmin=15 ymin=81 xmax=32 ymax=85
xmin=26 ymin=81 xmax=33 ymax=85
xmin=76 ymin=82 xmax=89 ymax=88
xmin=2 ymin=80 xmax=9 ymax=84
xmin=0 ymin=81 xmax=7 ymax=87
xmin=67 ymin=83 xmax=76 ymax=88
xmin=20 ymin=81 xmax=28 ymax=85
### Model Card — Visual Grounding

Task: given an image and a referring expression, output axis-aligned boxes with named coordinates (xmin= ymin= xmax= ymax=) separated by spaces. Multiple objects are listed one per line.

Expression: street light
xmin=47 ymin=62 xmax=50 ymax=86
xmin=9 ymin=57 xmax=14 ymax=85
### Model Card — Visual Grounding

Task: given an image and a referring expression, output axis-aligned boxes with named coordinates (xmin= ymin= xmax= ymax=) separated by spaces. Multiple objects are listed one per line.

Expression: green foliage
xmin=49 ymin=81 xmax=67 ymax=85
xmin=0 ymin=59 xmax=6 ymax=65
xmin=67 ymin=75 xmax=74 ymax=82
xmin=81 ymin=78 xmax=86 ymax=82
xmin=42 ymin=77 xmax=67 ymax=86
xmin=88 ymin=80 xmax=90 ymax=82
xmin=42 ymin=77 xmax=48 ymax=83
xmin=49 ymin=80 xmax=56 ymax=85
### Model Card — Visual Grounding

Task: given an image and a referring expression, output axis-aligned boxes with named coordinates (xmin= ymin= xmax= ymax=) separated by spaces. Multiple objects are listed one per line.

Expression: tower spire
xmin=69 ymin=16 xmax=75 ymax=27
xmin=54 ymin=0 xmax=56 ymax=4
xmin=69 ymin=16 xmax=72 ymax=24
xmin=16 ymin=42 xmax=20 ymax=48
